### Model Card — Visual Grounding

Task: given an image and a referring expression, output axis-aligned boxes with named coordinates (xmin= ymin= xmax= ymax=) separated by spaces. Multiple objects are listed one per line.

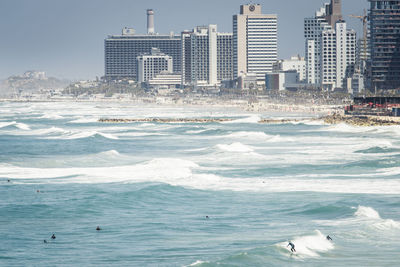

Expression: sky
xmin=0 ymin=0 xmax=369 ymax=81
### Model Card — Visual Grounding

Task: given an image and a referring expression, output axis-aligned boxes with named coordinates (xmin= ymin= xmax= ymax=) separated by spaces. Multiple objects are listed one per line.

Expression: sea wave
xmin=216 ymin=142 xmax=254 ymax=153
xmin=39 ymin=114 xmax=64 ymax=120
xmin=2 ymin=161 xmax=400 ymax=194
xmin=276 ymin=230 xmax=334 ymax=258
xmin=354 ymin=206 xmax=400 ymax=231
xmin=47 ymin=131 xmax=119 ymax=140
xmin=222 ymin=115 xmax=261 ymax=124
xmin=0 ymin=121 xmax=31 ymax=130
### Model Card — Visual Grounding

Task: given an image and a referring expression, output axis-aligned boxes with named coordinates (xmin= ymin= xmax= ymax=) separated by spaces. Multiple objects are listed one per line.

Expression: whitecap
xmin=39 ymin=114 xmax=64 ymax=120
xmin=222 ymin=115 xmax=261 ymax=124
xmin=216 ymin=142 xmax=254 ymax=153
xmin=277 ymin=230 xmax=334 ymax=258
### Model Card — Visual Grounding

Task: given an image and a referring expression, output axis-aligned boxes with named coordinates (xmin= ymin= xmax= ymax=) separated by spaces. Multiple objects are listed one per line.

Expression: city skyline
xmin=0 ymin=0 xmax=368 ymax=80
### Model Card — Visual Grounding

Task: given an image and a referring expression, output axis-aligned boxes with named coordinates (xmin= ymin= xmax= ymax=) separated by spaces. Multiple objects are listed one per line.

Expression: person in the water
xmin=96 ymin=226 xmax=101 ymax=231
xmin=287 ymin=241 xmax=296 ymax=252
xmin=327 ymin=235 xmax=332 ymax=241
xmin=51 ymin=234 xmax=56 ymax=240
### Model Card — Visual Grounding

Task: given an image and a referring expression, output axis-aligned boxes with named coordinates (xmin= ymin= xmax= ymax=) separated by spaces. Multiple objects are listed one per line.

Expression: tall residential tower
xmin=304 ymin=0 xmax=356 ymax=90
xmin=181 ymin=25 xmax=233 ymax=87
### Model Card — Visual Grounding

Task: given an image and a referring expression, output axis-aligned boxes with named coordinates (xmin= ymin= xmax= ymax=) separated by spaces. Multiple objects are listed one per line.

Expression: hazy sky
xmin=0 ymin=0 xmax=368 ymax=80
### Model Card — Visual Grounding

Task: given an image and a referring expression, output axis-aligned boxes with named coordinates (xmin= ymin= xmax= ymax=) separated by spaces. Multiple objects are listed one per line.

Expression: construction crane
xmin=349 ymin=9 xmax=368 ymax=67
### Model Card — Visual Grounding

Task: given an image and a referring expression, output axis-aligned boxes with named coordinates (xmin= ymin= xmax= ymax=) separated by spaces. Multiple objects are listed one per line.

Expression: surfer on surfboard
xmin=287 ymin=241 xmax=296 ymax=252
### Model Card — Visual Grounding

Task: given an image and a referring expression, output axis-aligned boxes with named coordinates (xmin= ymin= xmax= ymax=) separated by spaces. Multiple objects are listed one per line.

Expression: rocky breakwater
xmin=322 ymin=114 xmax=400 ymax=126
xmin=98 ymin=118 xmax=233 ymax=123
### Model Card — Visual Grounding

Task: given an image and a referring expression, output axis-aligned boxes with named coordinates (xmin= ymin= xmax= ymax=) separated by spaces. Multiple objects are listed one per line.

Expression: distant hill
xmin=0 ymin=71 xmax=70 ymax=97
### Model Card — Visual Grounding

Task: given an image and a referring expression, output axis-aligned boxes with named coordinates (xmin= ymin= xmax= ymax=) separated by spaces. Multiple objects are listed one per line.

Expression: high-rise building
xmin=233 ymin=4 xmax=278 ymax=83
xmin=369 ymin=0 xmax=400 ymax=90
xmin=304 ymin=0 xmax=356 ymax=89
xmin=137 ymin=48 xmax=173 ymax=83
xmin=181 ymin=25 xmax=233 ymax=86
xmin=104 ymin=10 xmax=181 ymax=81
xmin=321 ymin=21 xmax=357 ymax=89
xmin=304 ymin=5 xmax=331 ymax=85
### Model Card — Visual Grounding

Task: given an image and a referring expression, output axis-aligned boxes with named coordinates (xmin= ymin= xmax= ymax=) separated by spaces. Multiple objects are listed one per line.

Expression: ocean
xmin=1 ymin=101 xmax=399 ymax=267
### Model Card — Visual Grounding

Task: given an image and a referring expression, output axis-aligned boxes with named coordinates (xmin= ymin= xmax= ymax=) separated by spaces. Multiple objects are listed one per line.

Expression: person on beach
xmin=287 ymin=241 xmax=296 ymax=252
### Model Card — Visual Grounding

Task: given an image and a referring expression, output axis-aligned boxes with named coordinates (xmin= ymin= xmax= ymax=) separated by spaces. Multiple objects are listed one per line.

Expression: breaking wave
xmin=0 ymin=121 xmax=30 ymax=130
xmin=216 ymin=142 xmax=254 ymax=152
xmin=276 ymin=230 xmax=334 ymax=258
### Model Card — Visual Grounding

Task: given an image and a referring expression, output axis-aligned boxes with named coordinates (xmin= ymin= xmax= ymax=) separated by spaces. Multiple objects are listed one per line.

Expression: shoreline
xmin=0 ymin=96 xmax=342 ymax=116
xmin=4 ymin=96 xmax=399 ymax=126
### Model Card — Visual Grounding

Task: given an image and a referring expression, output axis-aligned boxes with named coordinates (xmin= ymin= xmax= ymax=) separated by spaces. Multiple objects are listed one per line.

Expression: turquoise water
xmin=1 ymin=102 xmax=400 ymax=266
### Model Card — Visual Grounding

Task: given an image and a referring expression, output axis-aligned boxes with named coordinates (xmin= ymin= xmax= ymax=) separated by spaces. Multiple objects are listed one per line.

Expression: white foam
xmin=39 ymin=114 xmax=64 ymax=120
xmin=355 ymin=206 xmax=381 ymax=219
xmin=222 ymin=115 xmax=261 ymax=124
xmin=278 ymin=230 xmax=334 ymax=258
xmin=98 ymin=150 xmax=121 ymax=157
xmin=47 ymin=131 xmax=119 ymax=140
xmin=185 ymin=260 xmax=208 ymax=266
xmin=14 ymin=123 xmax=30 ymax=130
xmin=225 ymin=131 xmax=271 ymax=140
xmin=354 ymin=206 xmax=400 ymax=231
xmin=35 ymin=127 xmax=69 ymax=135
xmin=0 ymin=121 xmax=17 ymax=129
xmin=316 ymin=206 xmax=400 ymax=231
xmin=186 ymin=129 xmax=209 ymax=134
xmin=3 ymin=160 xmax=400 ymax=194
xmin=68 ymin=117 xmax=99 ymax=123
xmin=216 ymin=142 xmax=254 ymax=153
xmin=0 ymin=121 xmax=30 ymax=130
xmin=0 ymin=158 xmax=198 ymax=184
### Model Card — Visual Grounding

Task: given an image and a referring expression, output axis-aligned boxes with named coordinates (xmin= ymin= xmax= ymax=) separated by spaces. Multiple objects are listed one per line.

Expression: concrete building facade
xmin=369 ymin=0 xmax=400 ymax=90
xmin=104 ymin=10 xmax=181 ymax=81
xmin=181 ymin=25 xmax=233 ymax=87
xmin=321 ymin=21 xmax=357 ymax=90
xmin=273 ymin=55 xmax=306 ymax=82
xmin=233 ymin=4 xmax=278 ymax=83
xmin=137 ymin=48 xmax=173 ymax=83
xmin=304 ymin=0 xmax=356 ymax=89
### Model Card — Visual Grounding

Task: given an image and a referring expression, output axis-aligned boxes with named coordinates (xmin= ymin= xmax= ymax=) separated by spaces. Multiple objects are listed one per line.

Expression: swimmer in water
xmin=287 ymin=241 xmax=296 ymax=252
xmin=96 ymin=226 xmax=101 ymax=231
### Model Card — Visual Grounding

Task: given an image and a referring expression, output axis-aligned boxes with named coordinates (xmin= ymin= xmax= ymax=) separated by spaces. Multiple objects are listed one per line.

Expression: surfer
xmin=7 ymin=179 xmax=10 ymax=183
xmin=51 ymin=234 xmax=56 ymax=240
xmin=327 ymin=235 xmax=332 ymax=241
xmin=205 ymin=216 xmax=209 ymax=219
xmin=287 ymin=241 xmax=296 ymax=252
xmin=43 ymin=240 xmax=47 ymax=243
xmin=96 ymin=226 xmax=101 ymax=231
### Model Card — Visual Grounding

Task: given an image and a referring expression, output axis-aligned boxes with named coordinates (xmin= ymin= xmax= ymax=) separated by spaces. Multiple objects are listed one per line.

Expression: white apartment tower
xmin=233 ymin=4 xmax=278 ymax=83
xmin=137 ymin=48 xmax=173 ymax=83
xmin=305 ymin=0 xmax=356 ymax=89
xmin=304 ymin=5 xmax=330 ymax=84
xmin=321 ymin=21 xmax=356 ymax=89
xmin=181 ymin=25 xmax=233 ymax=86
